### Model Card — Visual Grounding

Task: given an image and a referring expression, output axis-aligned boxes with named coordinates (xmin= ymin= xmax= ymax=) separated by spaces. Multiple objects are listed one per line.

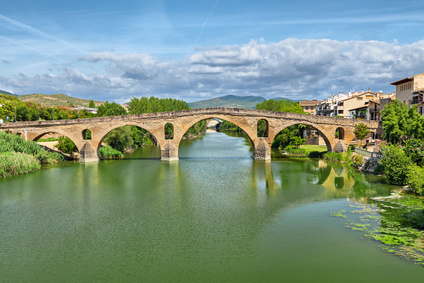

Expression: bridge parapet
xmin=0 ymin=107 xmax=381 ymax=162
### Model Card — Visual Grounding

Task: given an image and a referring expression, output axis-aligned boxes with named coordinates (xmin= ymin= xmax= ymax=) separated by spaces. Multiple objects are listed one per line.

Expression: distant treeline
xmin=0 ymin=93 xmax=95 ymax=122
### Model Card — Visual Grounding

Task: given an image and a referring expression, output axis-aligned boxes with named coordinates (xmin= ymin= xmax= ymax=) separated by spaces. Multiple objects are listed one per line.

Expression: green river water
xmin=1 ymin=131 xmax=423 ymax=282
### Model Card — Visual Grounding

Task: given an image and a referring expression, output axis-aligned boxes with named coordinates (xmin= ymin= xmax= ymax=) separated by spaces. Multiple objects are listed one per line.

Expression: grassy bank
xmin=273 ymin=145 xmax=328 ymax=158
xmin=0 ymin=152 xmax=41 ymax=177
xmin=0 ymin=131 xmax=63 ymax=177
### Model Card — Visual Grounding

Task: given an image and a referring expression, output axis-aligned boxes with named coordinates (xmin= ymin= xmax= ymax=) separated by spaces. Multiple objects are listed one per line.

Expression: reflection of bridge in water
xmin=0 ymin=107 xmax=379 ymax=162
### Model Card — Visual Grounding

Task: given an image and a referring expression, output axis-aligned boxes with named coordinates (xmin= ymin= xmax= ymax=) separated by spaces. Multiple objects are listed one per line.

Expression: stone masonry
xmin=0 ymin=107 xmax=380 ymax=162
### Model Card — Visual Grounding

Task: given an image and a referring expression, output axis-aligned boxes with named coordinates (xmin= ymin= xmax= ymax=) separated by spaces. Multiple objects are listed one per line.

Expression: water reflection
xmin=0 ymin=131 xmax=401 ymax=282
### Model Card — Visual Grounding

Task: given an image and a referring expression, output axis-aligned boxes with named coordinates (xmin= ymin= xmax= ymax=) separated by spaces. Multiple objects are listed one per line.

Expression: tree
xmin=88 ymin=100 xmax=95 ymax=108
xmin=353 ymin=123 xmax=370 ymax=147
xmin=379 ymin=144 xmax=413 ymax=185
xmin=104 ymin=126 xmax=134 ymax=153
xmin=97 ymin=101 xmax=127 ymax=117
xmin=55 ymin=136 xmax=77 ymax=154
xmin=381 ymin=99 xmax=424 ymax=145
xmin=404 ymin=139 xmax=424 ymax=167
xmin=289 ymin=136 xmax=305 ymax=148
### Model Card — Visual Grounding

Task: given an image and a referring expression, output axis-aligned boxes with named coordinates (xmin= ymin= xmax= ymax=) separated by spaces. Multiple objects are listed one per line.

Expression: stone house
xmin=335 ymin=91 xmax=377 ymax=118
xmin=391 ymin=72 xmax=424 ymax=115
xmin=299 ymin=100 xmax=321 ymax=115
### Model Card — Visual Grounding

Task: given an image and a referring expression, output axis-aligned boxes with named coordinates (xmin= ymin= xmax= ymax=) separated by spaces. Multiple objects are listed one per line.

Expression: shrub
xmin=350 ymin=154 xmax=364 ymax=169
xmin=99 ymin=146 xmax=123 ymax=159
xmin=323 ymin=152 xmax=344 ymax=162
xmin=0 ymin=131 xmax=62 ymax=164
xmin=379 ymin=144 xmax=413 ymax=185
xmin=55 ymin=136 xmax=77 ymax=154
xmin=406 ymin=164 xmax=424 ymax=195
xmin=284 ymin=145 xmax=307 ymax=156
xmin=374 ymin=164 xmax=385 ymax=175
xmin=36 ymin=150 xmax=63 ymax=164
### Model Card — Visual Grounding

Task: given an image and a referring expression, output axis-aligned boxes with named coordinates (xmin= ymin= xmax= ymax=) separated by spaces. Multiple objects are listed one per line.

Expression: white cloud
xmin=1 ymin=38 xmax=424 ymax=102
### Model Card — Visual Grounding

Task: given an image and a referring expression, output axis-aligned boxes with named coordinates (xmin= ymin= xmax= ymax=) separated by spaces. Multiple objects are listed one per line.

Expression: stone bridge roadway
xmin=0 ymin=107 xmax=379 ymax=162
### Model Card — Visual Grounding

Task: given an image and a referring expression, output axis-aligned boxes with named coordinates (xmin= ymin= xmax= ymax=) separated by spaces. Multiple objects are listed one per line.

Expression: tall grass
xmin=0 ymin=131 xmax=62 ymax=164
xmin=0 ymin=152 xmax=40 ymax=177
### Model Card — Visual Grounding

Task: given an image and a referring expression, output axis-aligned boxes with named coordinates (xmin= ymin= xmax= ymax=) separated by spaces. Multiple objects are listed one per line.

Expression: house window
xmin=357 ymin=97 xmax=363 ymax=100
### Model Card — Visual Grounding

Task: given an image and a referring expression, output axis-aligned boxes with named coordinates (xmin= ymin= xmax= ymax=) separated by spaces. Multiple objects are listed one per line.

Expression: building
xmin=316 ymin=90 xmax=378 ymax=118
xmin=299 ymin=100 xmax=321 ymax=115
xmin=72 ymin=107 xmax=97 ymax=114
xmin=391 ymin=72 xmax=424 ymax=115
xmin=368 ymin=94 xmax=396 ymax=121
xmin=338 ymin=91 xmax=378 ymax=118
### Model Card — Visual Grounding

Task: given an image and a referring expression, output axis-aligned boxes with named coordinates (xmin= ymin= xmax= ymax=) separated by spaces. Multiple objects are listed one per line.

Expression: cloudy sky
xmin=1 ymin=0 xmax=424 ymax=103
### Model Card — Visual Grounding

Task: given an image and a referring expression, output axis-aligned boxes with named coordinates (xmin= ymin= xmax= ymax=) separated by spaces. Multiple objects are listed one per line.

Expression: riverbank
xmin=0 ymin=131 xmax=63 ymax=178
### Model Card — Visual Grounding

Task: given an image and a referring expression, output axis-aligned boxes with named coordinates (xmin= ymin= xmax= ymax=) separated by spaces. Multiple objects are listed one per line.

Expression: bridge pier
xmin=161 ymin=141 xmax=179 ymax=161
xmin=253 ymin=138 xmax=271 ymax=161
xmin=79 ymin=141 xmax=99 ymax=163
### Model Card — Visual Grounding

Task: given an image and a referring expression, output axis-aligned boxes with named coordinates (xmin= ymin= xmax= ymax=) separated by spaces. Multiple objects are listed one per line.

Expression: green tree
xmin=381 ymin=100 xmax=424 ymax=145
xmin=55 ymin=136 xmax=78 ymax=154
xmin=404 ymin=139 xmax=424 ymax=167
xmin=406 ymin=164 xmax=424 ymax=195
xmin=97 ymin=101 xmax=127 ymax=117
xmin=104 ymin=126 xmax=134 ymax=153
xmin=379 ymin=144 xmax=413 ymax=185
xmin=353 ymin=123 xmax=370 ymax=146
xmin=89 ymin=100 xmax=95 ymax=108
xmin=289 ymin=136 xmax=305 ymax=148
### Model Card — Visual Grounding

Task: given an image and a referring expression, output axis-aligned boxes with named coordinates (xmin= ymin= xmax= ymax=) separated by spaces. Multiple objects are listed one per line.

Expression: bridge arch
xmin=32 ymin=130 xmax=80 ymax=150
xmin=175 ymin=115 xmax=256 ymax=146
xmin=95 ymin=123 xmax=161 ymax=158
xmin=270 ymin=121 xmax=333 ymax=152
xmin=173 ymin=115 xmax=257 ymax=158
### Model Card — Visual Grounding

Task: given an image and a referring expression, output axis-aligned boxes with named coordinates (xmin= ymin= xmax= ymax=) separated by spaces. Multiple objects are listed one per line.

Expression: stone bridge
xmin=0 ymin=107 xmax=379 ymax=162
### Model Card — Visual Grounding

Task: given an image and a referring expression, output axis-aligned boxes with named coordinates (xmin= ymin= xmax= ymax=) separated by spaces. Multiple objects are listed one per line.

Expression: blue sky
xmin=1 ymin=0 xmax=424 ymax=102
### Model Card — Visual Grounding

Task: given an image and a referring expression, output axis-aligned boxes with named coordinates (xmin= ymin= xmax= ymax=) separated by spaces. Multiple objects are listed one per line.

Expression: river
xmin=0 ymin=131 xmax=423 ymax=282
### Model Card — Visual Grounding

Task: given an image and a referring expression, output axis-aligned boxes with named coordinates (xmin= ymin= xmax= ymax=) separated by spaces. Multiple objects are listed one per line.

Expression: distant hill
xmin=19 ymin=93 xmax=103 ymax=108
xmin=0 ymin=90 xmax=17 ymax=96
xmin=188 ymin=95 xmax=293 ymax=109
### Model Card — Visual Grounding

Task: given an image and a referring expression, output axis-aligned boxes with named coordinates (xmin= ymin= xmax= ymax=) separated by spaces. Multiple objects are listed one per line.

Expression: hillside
xmin=0 ymin=90 xmax=17 ymax=96
xmin=19 ymin=93 xmax=103 ymax=108
xmin=188 ymin=95 xmax=293 ymax=109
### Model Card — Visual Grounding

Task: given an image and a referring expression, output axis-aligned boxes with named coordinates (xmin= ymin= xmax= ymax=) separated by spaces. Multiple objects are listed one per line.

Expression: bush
xmin=0 ymin=131 xmax=62 ymax=164
xmin=350 ymin=154 xmax=364 ymax=169
xmin=406 ymin=164 xmax=424 ymax=195
xmin=284 ymin=145 xmax=307 ymax=156
xmin=374 ymin=164 xmax=385 ymax=175
xmin=323 ymin=152 xmax=344 ymax=162
xmin=55 ymin=136 xmax=77 ymax=154
xmin=379 ymin=144 xmax=413 ymax=185
xmin=0 ymin=152 xmax=40 ymax=177
xmin=99 ymin=146 xmax=123 ymax=159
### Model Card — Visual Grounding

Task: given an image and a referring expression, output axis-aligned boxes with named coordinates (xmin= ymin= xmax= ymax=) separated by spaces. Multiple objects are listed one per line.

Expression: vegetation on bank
xmin=0 ymin=131 xmax=63 ymax=177
xmin=0 ymin=152 xmax=40 ymax=178
xmin=377 ymin=100 xmax=424 ymax=195
xmin=99 ymin=146 xmax=123 ymax=159
xmin=0 ymin=93 xmax=95 ymax=122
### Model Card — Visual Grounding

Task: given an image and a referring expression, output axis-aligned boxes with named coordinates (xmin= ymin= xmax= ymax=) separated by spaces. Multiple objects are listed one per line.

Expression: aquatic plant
xmin=332 ymin=197 xmax=424 ymax=265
